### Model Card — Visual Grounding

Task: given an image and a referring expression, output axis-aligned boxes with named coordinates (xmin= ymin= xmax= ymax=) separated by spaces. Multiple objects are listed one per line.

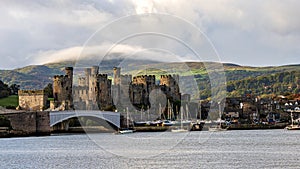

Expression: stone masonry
xmin=18 ymin=90 xmax=48 ymax=111
xmin=52 ymin=67 xmax=73 ymax=110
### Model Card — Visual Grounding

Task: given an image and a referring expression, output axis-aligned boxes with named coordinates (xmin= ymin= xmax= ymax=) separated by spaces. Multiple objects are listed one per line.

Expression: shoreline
xmin=0 ymin=122 xmax=291 ymax=138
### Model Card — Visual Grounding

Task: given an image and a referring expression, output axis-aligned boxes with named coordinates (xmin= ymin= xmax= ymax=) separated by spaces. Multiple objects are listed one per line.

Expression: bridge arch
xmin=50 ymin=110 xmax=121 ymax=129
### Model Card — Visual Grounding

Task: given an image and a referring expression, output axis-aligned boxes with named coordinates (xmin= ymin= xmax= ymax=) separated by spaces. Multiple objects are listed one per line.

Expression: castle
xmin=52 ymin=66 xmax=181 ymax=119
xmin=73 ymin=66 xmax=113 ymax=110
xmin=51 ymin=67 xmax=73 ymax=110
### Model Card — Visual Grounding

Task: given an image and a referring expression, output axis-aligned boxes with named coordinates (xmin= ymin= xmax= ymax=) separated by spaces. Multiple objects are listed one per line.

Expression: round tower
xmin=85 ymin=68 xmax=91 ymax=87
xmin=65 ymin=67 xmax=73 ymax=79
xmin=52 ymin=75 xmax=62 ymax=101
xmin=113 ymin=67 xmax=121 ymax=85
xmin=91 ymin=66 xmax=99 ymax=76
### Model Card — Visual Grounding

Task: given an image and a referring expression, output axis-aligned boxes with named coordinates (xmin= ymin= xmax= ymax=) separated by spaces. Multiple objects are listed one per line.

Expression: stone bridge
xmin=50 ymin=110 xmax=121 ymax=129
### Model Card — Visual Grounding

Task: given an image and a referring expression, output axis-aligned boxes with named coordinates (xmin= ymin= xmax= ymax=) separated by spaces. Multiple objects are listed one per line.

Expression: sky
xmin=0 ymin=0 xmax=299 ymax=69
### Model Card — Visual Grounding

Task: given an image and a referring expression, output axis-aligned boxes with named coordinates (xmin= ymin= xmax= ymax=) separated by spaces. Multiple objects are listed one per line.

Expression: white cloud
xmin=0 ymin=0 xmax=299 ymax=69
xmin=31 ymin=43 xmax=188 ymax=66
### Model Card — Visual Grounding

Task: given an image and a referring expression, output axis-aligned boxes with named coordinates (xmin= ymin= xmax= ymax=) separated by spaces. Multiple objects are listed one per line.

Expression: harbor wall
xmin=0 ymin=111 xmax=50 ymax=137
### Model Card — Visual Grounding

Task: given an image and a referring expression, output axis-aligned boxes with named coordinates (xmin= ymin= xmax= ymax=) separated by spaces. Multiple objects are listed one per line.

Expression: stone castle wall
xmin=18 ymin=90 xmax=47 ymax=111
xmin=2 ymin=111 xmax=50 ymax=136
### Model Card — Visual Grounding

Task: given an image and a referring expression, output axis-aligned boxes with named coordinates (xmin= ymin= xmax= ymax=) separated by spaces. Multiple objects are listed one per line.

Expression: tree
xmin=0 ymin=80 xmax=10 ymax=98
xmin=9 ymin=84 xmax=20 ymax=95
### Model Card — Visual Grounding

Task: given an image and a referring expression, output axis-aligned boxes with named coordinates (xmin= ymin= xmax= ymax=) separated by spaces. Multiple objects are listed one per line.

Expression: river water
xmin=0 ymin=129 xmax=299 ymax=169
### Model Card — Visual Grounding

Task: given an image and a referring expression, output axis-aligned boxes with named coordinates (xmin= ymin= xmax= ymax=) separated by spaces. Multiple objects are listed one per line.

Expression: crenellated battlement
xmin=132 ymin=75 xmax=156 ymax=85
xmin=18 ymin=90 xmax=45 ymax=96
xmin=53 ymin=75 xmax=67 ymax=79
xmin=97 ymin=74 xmax=108 ymax=78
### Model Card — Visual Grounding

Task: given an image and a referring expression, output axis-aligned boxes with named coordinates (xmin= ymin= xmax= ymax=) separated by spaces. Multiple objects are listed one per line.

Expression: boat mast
xmin=159 ymin=103 xmax=161 ymax=119
xmin=126 ymin=107 xmax=129 ymax=128
xmin=168 ymin=99 xmax=170 ymax=120
xmin=186 ymin=104 xmax=189 ymax=121
xmin=291 ymin=111 xmax=294 ymax=126
xmin=181 ymin=106 xmax=183 ymax=129
xmin=198 ymin=102 xmax=201 ymax=120
xmin=218 ymin=102 xmax=222 ymax=128
xmin=147 ymin=106 xmax=150 ymax=121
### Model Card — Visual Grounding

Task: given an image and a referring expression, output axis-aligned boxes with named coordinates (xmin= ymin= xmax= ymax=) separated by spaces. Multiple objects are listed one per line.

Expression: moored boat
xmin=285 ymin=124 xmax=300 ymax=130
xmin=171 ymin=128 xmax=188 ymax=132
xmin=208 ymin=125 xmax=228 ymax=132
xmin=118 ymin=129 xmax=134 ymax=134
xmin=190 ymin=121 xmax=205 ymax=131
xmin=285 ymin=110 xmax=300 ymax=130
xmin=171 ymin=106 xmax=188 ymax=132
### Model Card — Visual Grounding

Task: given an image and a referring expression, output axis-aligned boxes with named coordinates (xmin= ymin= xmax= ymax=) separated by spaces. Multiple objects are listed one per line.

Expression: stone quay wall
xmin=0 ymin=111 xmax=50 ymax=137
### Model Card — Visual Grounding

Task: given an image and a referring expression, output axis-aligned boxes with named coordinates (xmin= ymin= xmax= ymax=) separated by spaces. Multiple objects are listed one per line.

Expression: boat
xmin=133 ymin=121 xmax=150 ymax=126
xmin=118 ymin=129 xmax=134 ymax=134
xmin=285 ymin=125 xmax=300 ymax=130
xmin=171 ymin=107 xmax=188 ymax=132
xmin=208 ymin=124 xmax=228 ymax=132
xmin=209 ymin=118 xmax=228 ymax=131
xmin=190 ymin=120 xmax=205 ymax=131
xmin=285 ymin=111 xmax=300 ymax=130
xmin=190 ymin=104 xmax=205 ymax=131
xmin=162 ymin=120 xmax=173 ymax=126
xmin=208 ymin=102 xmax=228 ymax=132
xmin=149 ymin=120 xmax=163 ymax=126
xmin=171 ymin=128 xmax=188 ymax=132
xmin=118 ymin=107 xmax=134 ymax=134
xmin=182 ymin=104 xmax=192 ymax=125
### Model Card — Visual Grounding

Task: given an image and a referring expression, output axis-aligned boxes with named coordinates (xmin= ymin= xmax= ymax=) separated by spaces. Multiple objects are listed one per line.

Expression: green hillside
xmin=0 ymin=64 xmax=66 ymax=89
xmin=0 ymin=60 xmax=299 ymax=100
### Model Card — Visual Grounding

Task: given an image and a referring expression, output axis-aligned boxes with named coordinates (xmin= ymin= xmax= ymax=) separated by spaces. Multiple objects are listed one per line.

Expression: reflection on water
xmin=0 ymin=130 xmax=299 ymax=169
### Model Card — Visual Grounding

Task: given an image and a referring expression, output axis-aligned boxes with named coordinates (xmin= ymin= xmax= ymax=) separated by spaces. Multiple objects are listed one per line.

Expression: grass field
xmin=0 ymin=95 xmax=18 ymax=108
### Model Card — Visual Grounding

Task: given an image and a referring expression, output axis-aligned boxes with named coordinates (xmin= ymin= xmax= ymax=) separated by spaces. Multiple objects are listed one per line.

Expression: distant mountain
xmin=0 ymin=64 xmax=66 ymax=89
xmin=0 ymin=60 xmax=299 ymax=99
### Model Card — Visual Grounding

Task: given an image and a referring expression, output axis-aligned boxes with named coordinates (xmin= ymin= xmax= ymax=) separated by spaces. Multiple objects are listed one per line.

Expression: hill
xmin=0 ymin=60 xmax=299 ymax=99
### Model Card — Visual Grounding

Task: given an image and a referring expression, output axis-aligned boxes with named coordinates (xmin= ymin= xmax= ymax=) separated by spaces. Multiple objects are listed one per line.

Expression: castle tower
xmin=96 ymin=74 xmax=113 ymax=110
xmin=159 ymin=74 xmax=181 ymax=119
xmin=65 ymin=67 xmax=73 ymax=109
xmin=65 ymin=67 xmax=73 ymax=79
xmin=91 ymin=66 xmax=99 ymax=76
xmin=113 ymin=67 xmax=121 ymax=86
xmin=88 ymin=66 xmax=99 ymax=108
xmin=130 ymin=75 xmax=156 ymax=109
xmin=85 ymin=68 xmax=91 ymax=87
xmin=52 ymin=67 xmax=73 ymax=110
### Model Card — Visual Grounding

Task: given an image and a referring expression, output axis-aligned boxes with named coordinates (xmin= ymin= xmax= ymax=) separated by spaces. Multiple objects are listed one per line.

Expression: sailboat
xmin=208 ymin=102 xmax=228 ymax=132
xmin=182 ymin=104 xmax=192 ymax=125
xmin=190 ymin=105 xmax=205 ymax=131
xmin=285 ymin=111 xmax=300 ymax=130
xmin=119 ymin=107 xmax=134 ymax=134
xmin=208 ymin=119 xmax=227 ymax=132
xmin=171 ymin=106 xmax=188 ymax=132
